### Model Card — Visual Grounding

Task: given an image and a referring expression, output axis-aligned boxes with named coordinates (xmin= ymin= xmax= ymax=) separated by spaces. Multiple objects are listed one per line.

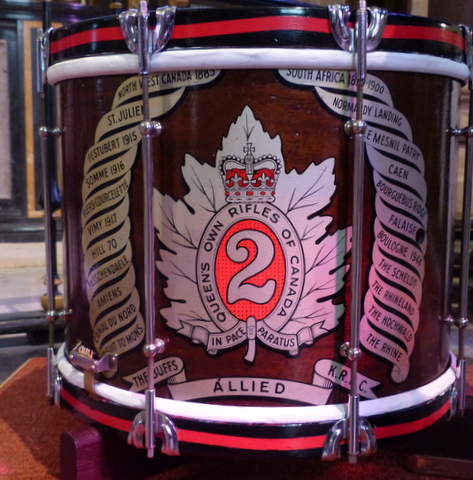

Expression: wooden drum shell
xmin=49 ymin=7 xmax=468 ymax=456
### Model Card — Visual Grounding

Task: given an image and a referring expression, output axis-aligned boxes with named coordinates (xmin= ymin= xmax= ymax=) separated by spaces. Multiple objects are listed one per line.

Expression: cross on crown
xmin=219 ymin=142 xmax=281 ymax=203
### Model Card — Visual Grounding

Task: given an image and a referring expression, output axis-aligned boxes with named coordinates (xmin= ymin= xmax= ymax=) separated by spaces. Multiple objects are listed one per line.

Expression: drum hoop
xmin=57 ymin=344 xmax=456 ymax=426
xmin=48 ymin=8 xmax=467 ymax=65
xmin=47 ymin=49 xmax=469 ymax=85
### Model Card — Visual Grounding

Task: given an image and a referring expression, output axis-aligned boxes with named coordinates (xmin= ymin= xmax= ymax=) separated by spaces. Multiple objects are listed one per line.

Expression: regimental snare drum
xmin=47 ymin=5 xmax=469 ymax=458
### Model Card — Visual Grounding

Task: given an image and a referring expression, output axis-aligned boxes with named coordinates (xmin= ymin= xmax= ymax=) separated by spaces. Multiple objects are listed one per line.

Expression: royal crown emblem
xmin=219 ymin=142 xmax=282 ymax=203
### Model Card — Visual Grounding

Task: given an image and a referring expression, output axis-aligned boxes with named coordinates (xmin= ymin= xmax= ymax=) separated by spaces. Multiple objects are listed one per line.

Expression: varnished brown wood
xmin=60 ymin=425 xmax=189 ymax=480
xmin=59 ymin=69 xmax=454 ymax=403
xmin=60 ymin=427 xmax=107 ymax=480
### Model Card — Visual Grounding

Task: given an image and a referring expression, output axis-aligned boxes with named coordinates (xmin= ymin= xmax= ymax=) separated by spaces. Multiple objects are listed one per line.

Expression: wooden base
xmin=407 ymin=454 xmax=473 ymax=479
xmin=60 ymin=426 xmax=189 ymax=480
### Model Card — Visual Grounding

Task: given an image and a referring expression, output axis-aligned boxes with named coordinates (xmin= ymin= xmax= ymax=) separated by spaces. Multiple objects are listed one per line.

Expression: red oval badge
xmin=215 ymin=219 xmax=286 ymax=321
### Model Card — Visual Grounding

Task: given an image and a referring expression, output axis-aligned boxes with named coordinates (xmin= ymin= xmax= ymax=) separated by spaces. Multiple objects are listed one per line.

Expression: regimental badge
xmin=154 ymin=105 xmax=351 ymax=364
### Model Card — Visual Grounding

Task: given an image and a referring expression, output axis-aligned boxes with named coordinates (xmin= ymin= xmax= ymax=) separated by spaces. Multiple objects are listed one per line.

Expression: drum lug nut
xmin=139 ymin=120 xmax=162 ymax=137
xmin=443 ymin=315 xmax=455 ymax=326
xmin=348 ymin=347 xmax=362 ymax=361
xmin=344 ymin=119 xmax=367 ymax=136
xmin=340 ymin=342 xmax=350 ymax=357
xmin=144 ymin=338 xmax=166 ymax=357
xmin=451 ymin=126 xmax=473 ymax=138
xmin=340 ymin=342 xmax=362 ymax=361
xmin=46 ymin=308 xmax=71 ymax=324
xmin=38 ymin=126 xmax=63 ymax=138
xmin=456 ymin=316 xmax=469 ymax=329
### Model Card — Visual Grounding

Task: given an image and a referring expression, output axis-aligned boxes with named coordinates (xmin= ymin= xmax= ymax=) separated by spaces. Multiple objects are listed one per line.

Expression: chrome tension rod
xmin=324 ymin=2 xmax=387 ymax=463
xmin=345 ymin=1 xmax=368 ymax=464
xmin=37 ymin=0 xmax=66 ymax=407
xmin=120 ymin=2 xmax=178 ymax=459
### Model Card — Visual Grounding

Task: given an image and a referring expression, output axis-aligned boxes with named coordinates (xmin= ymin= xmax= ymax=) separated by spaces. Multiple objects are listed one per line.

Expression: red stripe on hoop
xmin=375 ymin=399 xmax=451 ymax=439
xmin=49 ymin=17 xmax=331 ymax=55
xmin=61 ymin=385 xmax=450 ymax=452
xmin=170 ymin=16 xmax=332 ymax=39
xmin=50 ymin=26 xmax=125 ymax=55
xmin=177 ymin=428 xmax=327 ymax=451
xmin=177 ymin=402 xmax=450 ymax=451
xmin=61 ymin=388 xmax=133 ymax=432
xmin=383 ymin=24 xmax=465 ymax=50
xmin=49 ymin=18 xmax=465 ymax=57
